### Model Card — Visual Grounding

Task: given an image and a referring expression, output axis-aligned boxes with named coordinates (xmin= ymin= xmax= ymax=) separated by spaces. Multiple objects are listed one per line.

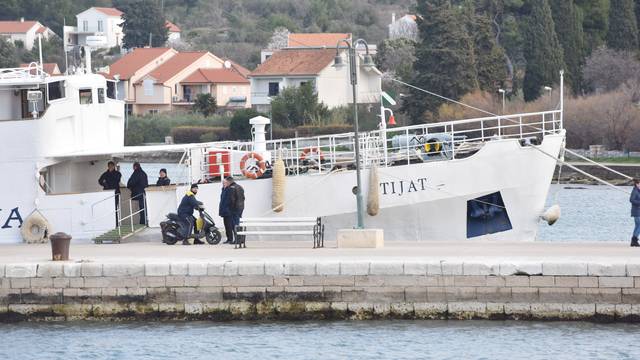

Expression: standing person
xmin=630 ymin=178 xmax=640 ymax=247
xmin=127 ymin=162 xmax=148 ymax=225
xmin=177 ymin=184 xmax=204 ymax=245
xmin=228 ymin=177 xmax=245 ymax=232
xmin=98 ymin=161 xmax=122 ymax=226
xmin=156 ymin=168 xmax=171 ymax=186
xmin=219 ymin=178 xmax=235 ymax=244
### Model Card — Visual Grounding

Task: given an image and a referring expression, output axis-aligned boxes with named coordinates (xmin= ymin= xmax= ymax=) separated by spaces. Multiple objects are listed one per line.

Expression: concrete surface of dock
xmin=2 ymin=240 xmax=640 ymax=322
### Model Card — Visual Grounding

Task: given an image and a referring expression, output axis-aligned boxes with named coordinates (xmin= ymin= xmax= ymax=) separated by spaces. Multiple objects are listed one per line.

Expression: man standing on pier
xmin=630 ymin=178 xmax=640 ymax=247
xmin=220 ymin=177 xmax=244 ymax=244
xmin=127 ymin=162 xmax=149 ymax=225
xmin=98 ymin=161 xmax=122 ymax=226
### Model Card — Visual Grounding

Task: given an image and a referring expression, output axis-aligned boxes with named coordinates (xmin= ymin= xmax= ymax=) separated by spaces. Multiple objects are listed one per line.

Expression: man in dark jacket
xmin=228 ymin=177 xmax=245 ymax=229
xmin=156 ymin=168 xmax=171 ymax=186
xmin=630 ymin=178 xmax=640 ymax=247
xmin=219 ymin=176 xmax=245 ymax=244
xmin=219 ymin=178 xmax=235 ymax=244
xmin=127 ymin=162 xmax=149 ymax=225
xmin=98 ymin=161 xmax=122 ymax=226
xmin=178 ymin=184 xmax=204 ymax=245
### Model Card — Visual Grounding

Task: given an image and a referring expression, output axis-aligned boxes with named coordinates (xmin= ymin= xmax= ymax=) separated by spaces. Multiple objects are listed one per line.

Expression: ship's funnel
xmin=541 ymin=204 xmax=561 ymax=225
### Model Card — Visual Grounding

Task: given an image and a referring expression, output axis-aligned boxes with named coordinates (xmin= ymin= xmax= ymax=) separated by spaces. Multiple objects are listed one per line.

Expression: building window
xmin=268 ymin=82 xmax=279 ymax=96
xmin=143 ymin=79 xmax=154 ymax=96
xmin=126 ymin=104 xmax=133 ymax=116
xmin=174 ymin=84 xmax=177 ymax=94
xmin=82 ymin=20 xmax=88 ymax=32
xmin=148 ymin=109 xmax=159 ymax=115
xmin=79 ymin=89 xmax=92 ymax=104
xmin=47 ymin=81 xmax=65 ymax=102
xmin=98 ymin=88 xmax=105 ymax=103
xmin=97 ymin=20 xmax=103 ymax=32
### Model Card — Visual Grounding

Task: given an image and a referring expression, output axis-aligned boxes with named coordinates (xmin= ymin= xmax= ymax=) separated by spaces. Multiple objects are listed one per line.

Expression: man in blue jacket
xmin=178 ymin=184 xmax=204 ymax=245
xmin=630 ymin=178 xmax=640 ymax=247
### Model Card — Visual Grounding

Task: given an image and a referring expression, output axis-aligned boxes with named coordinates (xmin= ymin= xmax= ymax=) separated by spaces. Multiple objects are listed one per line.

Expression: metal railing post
xmin=450 ymin=124 xmax=455 ymax=159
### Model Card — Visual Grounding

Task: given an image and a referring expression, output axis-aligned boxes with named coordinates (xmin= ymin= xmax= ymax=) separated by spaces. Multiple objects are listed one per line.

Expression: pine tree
xmin=575 ymin=0 xmax=609 ymax=54
xmin=403 ymin=0 xmax=479 ymax=123
xmin=464 ymin=5 xmax=508 ymax=92
xmin=550 ymin=0 xmax=586 ymax=94
xmin=118 ymin=0 xmax=168 ymax=49
xmin=522 ymin=0 xmax=565 ymax=102
xmin=0 ymin=40 xmax=19 ymax=68
xmin=606 ymin=0 xmax=639 ymax=51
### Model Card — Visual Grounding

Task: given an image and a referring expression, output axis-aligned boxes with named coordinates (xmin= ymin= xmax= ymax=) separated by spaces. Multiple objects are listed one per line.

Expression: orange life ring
xmin=299 ymin=147 xmax=325 ymax=162
xmin=240 ymin=152 xmax=266 ymax=179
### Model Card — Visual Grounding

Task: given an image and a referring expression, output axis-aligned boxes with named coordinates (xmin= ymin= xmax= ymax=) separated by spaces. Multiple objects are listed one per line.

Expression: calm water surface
xmin=1 ymin=320 xmax=639 ymax=360
xmin=537 ymin=184 xmax=633 ymax=241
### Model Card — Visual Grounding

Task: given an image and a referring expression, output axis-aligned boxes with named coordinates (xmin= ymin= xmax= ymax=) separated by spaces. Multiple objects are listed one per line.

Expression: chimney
xmin=391 ymin=13 xmax=396 ymax=24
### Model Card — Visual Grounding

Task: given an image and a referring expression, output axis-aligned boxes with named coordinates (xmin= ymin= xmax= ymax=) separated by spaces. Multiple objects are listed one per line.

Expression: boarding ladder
xmin=91 ymin=192 xmax=148 ymax=244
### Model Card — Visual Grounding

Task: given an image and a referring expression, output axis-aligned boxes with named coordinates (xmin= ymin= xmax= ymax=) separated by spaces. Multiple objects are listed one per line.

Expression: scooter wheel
xmin=206 ymin=229 xmax=222 ymax=245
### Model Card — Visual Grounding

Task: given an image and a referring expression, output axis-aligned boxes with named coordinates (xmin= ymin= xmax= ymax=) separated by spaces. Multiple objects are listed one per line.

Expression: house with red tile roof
xmin=107 ymin=47 xmax=177 ymax=112
xmin=249 ymin=48 xmax=381 ymax=112
xmin=108 ymin=49 xmax=251 ymax=114
xmin=63 ymin=7 xmax=124 ymax=51
xmin=165 ymin=21 xmax=181 ymax=42
xmin=0 ymin=19 xmax=56 ymax=50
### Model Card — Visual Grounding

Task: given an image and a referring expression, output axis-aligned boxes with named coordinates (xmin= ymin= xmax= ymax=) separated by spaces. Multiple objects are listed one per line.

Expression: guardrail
xmin=197 ymin=110 xmax=563 ymax=181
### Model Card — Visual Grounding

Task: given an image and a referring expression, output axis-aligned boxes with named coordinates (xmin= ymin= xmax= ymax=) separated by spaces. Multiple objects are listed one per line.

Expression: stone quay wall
xmin=2 ymin=260 xmax=640 ymax=322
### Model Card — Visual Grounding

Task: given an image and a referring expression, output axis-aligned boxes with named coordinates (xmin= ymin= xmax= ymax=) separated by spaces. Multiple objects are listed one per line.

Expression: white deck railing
xmin=0 ymin=63 xmax=46 ymax=83
xmin=201 ymin=110 xmax=563 ymax=179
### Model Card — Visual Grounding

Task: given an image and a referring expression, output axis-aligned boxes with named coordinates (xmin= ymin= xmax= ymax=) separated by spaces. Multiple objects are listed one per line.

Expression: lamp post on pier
xmin=498 ymin=89 xmax=506 ymax=114
xmin=333 ymin=38 xmax=375 ymax=229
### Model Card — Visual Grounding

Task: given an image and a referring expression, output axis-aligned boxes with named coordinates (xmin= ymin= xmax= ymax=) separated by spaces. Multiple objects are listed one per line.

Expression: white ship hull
xmin=187 ymin=132 xmax=564 ymax=242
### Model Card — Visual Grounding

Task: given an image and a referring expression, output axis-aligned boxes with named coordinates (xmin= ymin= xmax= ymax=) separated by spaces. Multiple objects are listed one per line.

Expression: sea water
xmin=537 ymin=184 xmax=634 ymax=241
xmin=0 ymin=320 xmax=638 ymax=359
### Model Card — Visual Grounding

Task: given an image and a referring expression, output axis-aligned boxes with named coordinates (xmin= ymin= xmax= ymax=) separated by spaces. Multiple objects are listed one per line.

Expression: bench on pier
xmin=235 ymin=217 xmax=324 ymax=249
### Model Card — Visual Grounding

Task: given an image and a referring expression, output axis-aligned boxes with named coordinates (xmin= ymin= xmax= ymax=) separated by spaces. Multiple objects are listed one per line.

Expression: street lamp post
xmin=334 ymin=39 xmax=375 ymax=229
xmin=498 ymin=89 xmax=506 ymax=114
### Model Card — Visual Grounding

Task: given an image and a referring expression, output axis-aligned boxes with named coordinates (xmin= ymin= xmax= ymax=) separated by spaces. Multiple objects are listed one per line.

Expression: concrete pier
xmin=2 ymin=241 xmax=640 ymax=322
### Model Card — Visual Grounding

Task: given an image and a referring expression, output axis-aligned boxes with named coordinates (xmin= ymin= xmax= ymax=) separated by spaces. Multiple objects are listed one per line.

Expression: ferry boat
xmin=0 ymin=50 xmax=565 ymax=244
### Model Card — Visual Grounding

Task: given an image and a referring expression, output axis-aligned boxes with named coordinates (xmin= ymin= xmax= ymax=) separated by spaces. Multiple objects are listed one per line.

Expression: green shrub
xmin=124 ymin=112 xmax=230 ymax=145
xmin=171 ymin=126 xmax=231 ymax=143
xmin=230 ymin=108 xmax=263 ymax=140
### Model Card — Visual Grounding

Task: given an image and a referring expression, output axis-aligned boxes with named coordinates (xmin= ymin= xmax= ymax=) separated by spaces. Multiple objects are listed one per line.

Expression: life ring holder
xmin=21 ymin=210 xmax=50 ymax=244
xmin=299 ymin=147 xmax=325 ymax=164
xmin=240 ymin=152 xmax=267 ymax=179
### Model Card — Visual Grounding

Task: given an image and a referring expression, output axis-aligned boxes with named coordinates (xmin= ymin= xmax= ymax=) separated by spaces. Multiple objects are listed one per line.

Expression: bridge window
xmin=106 ymin=81 xmax=116 ymax=99
xmin=98 ymin=88 xmax=105 ymax=103
xmin=79 ymin=89 xmax=92 ymax=104
xmin=47 ymin=81 xmax=65 ymax=102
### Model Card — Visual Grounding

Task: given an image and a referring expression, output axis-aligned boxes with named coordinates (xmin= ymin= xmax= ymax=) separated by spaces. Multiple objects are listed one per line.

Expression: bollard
xmin=49 ymin=232 xmax=71 ymax=261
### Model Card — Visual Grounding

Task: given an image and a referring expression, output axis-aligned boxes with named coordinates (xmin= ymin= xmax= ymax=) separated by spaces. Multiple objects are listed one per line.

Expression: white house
xmin=249 ymin=48 xmax=381 ymax=113
xmin=388 ymin=13 xmax=418 ymax=41
xmin=63 ymin=7 xmax=124 ymax=50
xmin=0 ymin=20 xmax=56 ymax=50
xmin=166 ymin=21 xmax=181 ymax=43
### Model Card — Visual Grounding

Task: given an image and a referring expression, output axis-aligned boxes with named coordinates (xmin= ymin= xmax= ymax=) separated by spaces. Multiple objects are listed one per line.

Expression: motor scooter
xmin=160 ymin=206 xmax=221 ymax=245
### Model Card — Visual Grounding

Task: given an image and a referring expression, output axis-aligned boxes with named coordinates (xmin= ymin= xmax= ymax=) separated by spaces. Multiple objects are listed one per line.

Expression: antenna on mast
xmin=63 ymin=17 xmax=69 ymax=75
xmin=38 ymin=34 xmax=43 ymax=78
